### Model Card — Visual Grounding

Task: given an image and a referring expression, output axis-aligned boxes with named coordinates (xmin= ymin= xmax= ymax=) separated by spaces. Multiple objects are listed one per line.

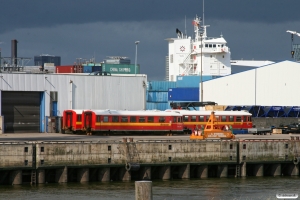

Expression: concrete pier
xmin=37 ymin=169 xmax=45 ymax=184
xmin=178 ymin=164 xmax=190 ymax=179
xmin=119 ymin=168 xmax=131 ymax=181
xmin=77 ymin=168 xmax=89 ymax=182
xmin=159 ymin=166 xmax=171 ymax=180
xmin=139 ymin=166 xmax=151 ymax=180
xmin=270 ymin=164 xmax=281 ymax=176
xmin=197 ymin=165 xmax=208 ymax=178
xmin=0 ymin=139 xmax=299 ymax=185
xmin=240 ymin=163 xmax=247 ymax=177
xmin=287 ymin=164 xmax=299 ymax=176
xmin=254 ymin=164 xmax=264 ymax=177
xmin=9 ymin=170 xmax=22 ymax=185
xmin=98 ymin=168 xmax=110 ymax=182
xmin=55 ymin=167 xmax=67 ymax=183
xmin=217 ymin=165 xmax=228 ymax=178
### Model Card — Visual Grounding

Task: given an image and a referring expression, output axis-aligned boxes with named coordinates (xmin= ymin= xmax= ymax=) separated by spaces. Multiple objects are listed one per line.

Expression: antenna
xmin=203 ymin=0 xmax=205 ymax=26
xmin=185 ymin=15 xmax=187 ymax=36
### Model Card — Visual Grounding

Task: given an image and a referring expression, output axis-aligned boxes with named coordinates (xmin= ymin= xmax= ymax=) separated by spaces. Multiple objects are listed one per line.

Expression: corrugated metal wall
xmin=0 ymin=74 xmax=147 ymax=117
xmin=203 ymin=61 xmax=300 ymax=106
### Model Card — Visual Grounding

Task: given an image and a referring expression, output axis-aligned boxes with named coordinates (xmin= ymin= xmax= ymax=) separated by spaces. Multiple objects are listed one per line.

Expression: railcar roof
xmin=85 ymin=109 xmax=182 ymax=116
xmin=166 ymin=110 xmax=252 ymax=116
xmin=64 ymin=109 xmax=85 ymax=114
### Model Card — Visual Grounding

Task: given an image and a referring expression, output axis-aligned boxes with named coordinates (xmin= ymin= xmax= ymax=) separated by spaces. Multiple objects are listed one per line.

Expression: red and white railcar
xmin=82 ymin=109 xmax=183 ymax=135
xmin=167 ymin=110 xmax=252 ymax=134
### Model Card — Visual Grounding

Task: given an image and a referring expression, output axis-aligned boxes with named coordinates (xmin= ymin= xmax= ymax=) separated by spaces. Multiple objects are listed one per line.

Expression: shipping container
xmin=176 ymin=75 xmax=220 ymax=88
xmin=83 ymin=65 xmax=93 ymax=73
xmin=104 ymin=58 xmax=130 ymax=64
xmin=146 ymin=102 xmax=171 ymax=111
xmin=82 ymin=63 xmax=102 ymax=67
xmin=147 ymin=91 xmax=168 ymax=102
xmin=147 ymin=81 xmax=177 ymax=91
xmin=102 ymin=64 xmax=139 ymax=74
xmin=168 ymin=87 xmax=199 ymax=101
xmin=75 ymin=65 xmax=83 ymax=73
xmin=92 ymin=66 xmax=102 ymax=72
xmin=56 ymin=65 xmax=76 ymax=73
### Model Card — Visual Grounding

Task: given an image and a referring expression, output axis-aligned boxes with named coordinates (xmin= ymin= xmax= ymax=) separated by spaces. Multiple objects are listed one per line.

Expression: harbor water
xmin=0 ymin=177 xmax=299 ymax=200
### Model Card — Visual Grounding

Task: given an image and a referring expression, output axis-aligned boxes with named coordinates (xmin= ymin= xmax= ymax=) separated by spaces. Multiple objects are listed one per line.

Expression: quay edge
xmin=0 ymin=139 xmax=299 ymax=184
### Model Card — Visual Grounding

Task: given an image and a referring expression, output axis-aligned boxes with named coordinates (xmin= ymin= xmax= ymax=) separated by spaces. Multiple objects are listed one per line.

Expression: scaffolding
xmin=0 ymin=56 xmax=31 ymax=72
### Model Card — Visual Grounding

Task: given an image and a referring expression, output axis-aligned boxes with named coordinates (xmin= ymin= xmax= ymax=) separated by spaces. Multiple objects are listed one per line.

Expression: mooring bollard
xmin=135 ymin=180 xmax=152 ymax=200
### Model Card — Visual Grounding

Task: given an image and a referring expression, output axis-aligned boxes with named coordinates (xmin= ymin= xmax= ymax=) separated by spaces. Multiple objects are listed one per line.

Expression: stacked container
xmin=146 ymin=81 xmax=176 ymax=110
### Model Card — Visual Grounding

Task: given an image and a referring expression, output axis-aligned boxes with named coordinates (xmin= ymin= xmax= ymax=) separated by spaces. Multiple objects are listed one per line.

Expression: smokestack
xmin=11 ymin=39 xmax=18 ymax=66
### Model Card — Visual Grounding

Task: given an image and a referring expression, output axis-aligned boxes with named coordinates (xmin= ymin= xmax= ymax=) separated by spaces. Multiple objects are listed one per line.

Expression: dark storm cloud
xmin=1 ymin=0 xmax=299 ymax=34
xmin=1 ymin=0 xmax=300 ymax=81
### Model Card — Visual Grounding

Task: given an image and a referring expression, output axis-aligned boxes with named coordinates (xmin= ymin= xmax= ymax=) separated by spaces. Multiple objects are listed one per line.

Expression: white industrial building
xmin=203 ymin=60 xmax=300 ymax=106
xmin=0 ymin=74 xmax=147 ymax=133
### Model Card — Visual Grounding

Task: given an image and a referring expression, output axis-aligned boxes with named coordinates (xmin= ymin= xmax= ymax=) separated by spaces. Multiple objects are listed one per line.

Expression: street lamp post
xmin=200 ymin=33 xmax=203 ymax=102
xmin=135 ymin=41 xmax=140 ymax=75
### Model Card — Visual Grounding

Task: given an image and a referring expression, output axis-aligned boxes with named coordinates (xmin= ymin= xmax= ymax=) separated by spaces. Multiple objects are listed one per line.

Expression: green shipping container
xmin=102 ymin=64 xmax=140 ymax=74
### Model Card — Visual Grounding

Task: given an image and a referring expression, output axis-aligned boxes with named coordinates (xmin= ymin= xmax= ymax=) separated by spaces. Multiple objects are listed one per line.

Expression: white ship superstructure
xmin=166 ymin=15 xmax=231 ymax=81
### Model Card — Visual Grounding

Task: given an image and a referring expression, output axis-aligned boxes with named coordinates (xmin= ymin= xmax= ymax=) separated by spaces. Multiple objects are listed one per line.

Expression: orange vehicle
xmin=190 ymin=111 xmax=235 ymax=140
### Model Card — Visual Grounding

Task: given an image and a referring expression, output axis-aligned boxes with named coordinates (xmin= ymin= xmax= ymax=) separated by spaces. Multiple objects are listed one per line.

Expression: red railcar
xmin=82 ymin=109 xmax=183 ymax=135
xmin=62 ymin=109 xmax=85 ymax=133
xmin=168 ymin=110 xmax=253 ymax=134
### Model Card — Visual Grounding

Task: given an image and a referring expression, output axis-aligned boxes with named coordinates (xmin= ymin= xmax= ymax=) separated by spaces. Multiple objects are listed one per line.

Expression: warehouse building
xmin=203 ymin=60 xmax=300 ymax=106
xmin=0 ymin=74 xmax=146 ymax=133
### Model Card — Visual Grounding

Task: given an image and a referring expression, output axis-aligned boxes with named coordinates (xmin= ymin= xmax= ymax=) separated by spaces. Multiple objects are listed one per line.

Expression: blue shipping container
xmin=146 ymin=102 xmax=171 ymax=111
xmin=83 ymin=66 xmax=93 ymax=73
xmin=147 ymin=91 xmax=168 ymax=102
xmin=176 ymin=75 xmax=220 ymax=88
xmin=168 ymin=87 xmax=199 ymax=101
xmin=147 ymin=81 xmax=176 ymax=91
xmin=92 ymin=66 xmax=102 ymax=72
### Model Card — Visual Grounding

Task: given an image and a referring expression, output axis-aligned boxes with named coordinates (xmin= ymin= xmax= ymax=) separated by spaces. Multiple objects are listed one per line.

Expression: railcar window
xmin=112 ymin=116 xmax=119 ymax=122
xmin=96 ymin=115 xmax=101 ymax=122
xmin=139 ymin=117 xmax=145 ymax=122
xmin=159 ymin=117 xmax=165 ymax=122
xmin=121 ymin=116 xmax=128 ymax=122
xmin=216 ymin=116 xmax=220 ymax=121
xmin=243 ymin=116 xmax=247 ymax=122
xmin=77 ymin=115 xmax=82 ymax=122
xmin=184 ymin=116 xmax=189 ymax=122
xmin=191 ymin=116 xmax=196 ymax=122
xmin=147 ymin=116 xmax=154 ymax=122
xmin=229 ymin=116 xmax=234 ymax=122
xmin=205 ymin=116 xmax=209 ymax=121
xmin=236 ymin=116 xmax=242 ymax=122
xmin=173 ymin=117 xmax=176 ymax=123
xmin=179 ymin=117 xmax=182 ymax=122
xmin=221 ymin=116 xmax=227 ymax=122
xmin=103 ymin=116 xmax=109 ymax=122
xmin=130 ymin=116 xmax=137 ymax=122
xmin=199 ymin=116 xmax=204 ymax=122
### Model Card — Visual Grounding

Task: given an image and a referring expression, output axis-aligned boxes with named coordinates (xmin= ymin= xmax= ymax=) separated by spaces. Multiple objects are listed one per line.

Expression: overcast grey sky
xmin=1 ymin=0 xmax=300 ymax=80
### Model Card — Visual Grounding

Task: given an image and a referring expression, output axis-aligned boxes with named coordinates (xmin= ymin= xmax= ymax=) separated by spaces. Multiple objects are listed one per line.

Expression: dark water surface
xmin=0 ymin=177 xmax=299 ymax=200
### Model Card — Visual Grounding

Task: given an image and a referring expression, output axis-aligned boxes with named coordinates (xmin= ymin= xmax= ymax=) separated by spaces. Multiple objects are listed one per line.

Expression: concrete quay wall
xmin=0 ymin=143 xmax=34 ymax=169
xmin=0 ymin=140 xmax=299 ymax=169
xmin=0 ymin=139 xmax=300 ymax=185
xmin=239 ymin=140 xmax=300 ymax=163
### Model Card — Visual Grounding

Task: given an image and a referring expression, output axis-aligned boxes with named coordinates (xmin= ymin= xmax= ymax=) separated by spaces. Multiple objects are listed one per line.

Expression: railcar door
xmin=84 ymin=112 xmax=93 ymax=133
xmin=65 ymin=111 xmax=73 ymax=129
